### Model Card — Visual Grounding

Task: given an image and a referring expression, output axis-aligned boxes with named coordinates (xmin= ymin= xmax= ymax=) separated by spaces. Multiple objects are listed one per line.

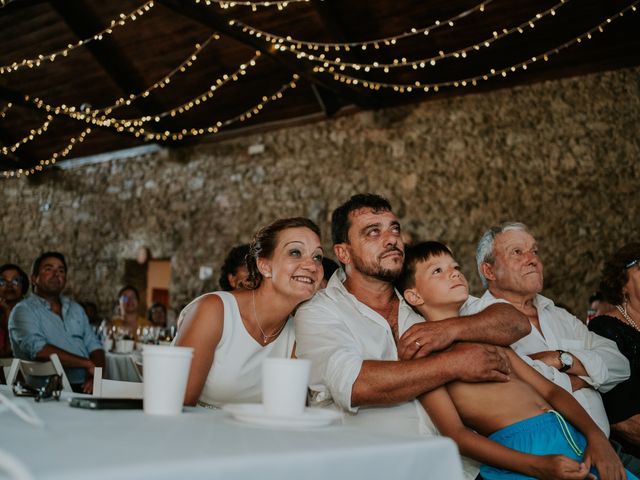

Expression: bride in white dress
xmin=175 ymin=217 xmax=324 ymax=407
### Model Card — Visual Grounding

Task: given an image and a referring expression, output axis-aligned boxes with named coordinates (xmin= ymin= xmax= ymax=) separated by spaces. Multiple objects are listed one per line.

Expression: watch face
xmin=560 ymin=352 xmax=573 ymax=366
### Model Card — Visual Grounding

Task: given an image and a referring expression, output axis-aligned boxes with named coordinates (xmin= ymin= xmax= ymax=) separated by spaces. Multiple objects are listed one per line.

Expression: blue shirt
xmin=8 ymin=294 xmax=103 ymax=384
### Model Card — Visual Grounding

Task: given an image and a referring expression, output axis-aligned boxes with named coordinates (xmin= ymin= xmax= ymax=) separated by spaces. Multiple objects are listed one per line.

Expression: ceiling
xmin=1 ymin=0 xmax=639 ymax=177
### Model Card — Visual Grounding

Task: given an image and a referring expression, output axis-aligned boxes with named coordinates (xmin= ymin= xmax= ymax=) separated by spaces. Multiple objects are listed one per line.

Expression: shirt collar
xmin=33 ymin=293 xmax=70 ymax=310
xmin=326 ymin=267 xmax=416 ymax=320
xmin=482 ymin=289 xmax=553 ymax=310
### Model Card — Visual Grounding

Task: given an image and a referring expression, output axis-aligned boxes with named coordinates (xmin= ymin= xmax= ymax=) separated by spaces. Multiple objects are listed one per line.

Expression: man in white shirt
xmin=294 ymin=194 xmax=530 ymax=480
xmin=462 ymin=222 xmax=639 ymax=475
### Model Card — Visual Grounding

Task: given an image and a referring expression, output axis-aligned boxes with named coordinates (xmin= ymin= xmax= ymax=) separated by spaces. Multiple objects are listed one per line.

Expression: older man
xmin=9 ymin=251 xmax=104 ymax=393
xmin=294 ymin=194 xmax=530 ymax=480
xmin=462 ymin=222 xmax=630 ymax=439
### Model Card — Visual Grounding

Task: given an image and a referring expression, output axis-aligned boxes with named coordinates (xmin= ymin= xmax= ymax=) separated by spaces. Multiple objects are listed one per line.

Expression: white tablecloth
xmin=105 ymin=351 xmax=142 ymax=382
xmin=0 ymin=388 xmax=464 ymax=480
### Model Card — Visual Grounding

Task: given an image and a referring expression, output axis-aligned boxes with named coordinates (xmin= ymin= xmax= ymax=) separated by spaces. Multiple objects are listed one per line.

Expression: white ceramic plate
xmin=223 ymin=403 xmax=342 ymax=429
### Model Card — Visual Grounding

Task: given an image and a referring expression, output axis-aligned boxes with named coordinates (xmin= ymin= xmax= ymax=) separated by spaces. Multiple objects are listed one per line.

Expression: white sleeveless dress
xmin=188 ymin=291 xmax=296 ymax=407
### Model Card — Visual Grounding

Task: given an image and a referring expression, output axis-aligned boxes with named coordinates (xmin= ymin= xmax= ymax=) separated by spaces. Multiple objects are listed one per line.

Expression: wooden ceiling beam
xmin=310 ymin=0 xmax=380 ymax=115
xmin=50 ymin=0 xmax=179 ymax=136
xmin=157 ymin=0 xmax=379 ymax=112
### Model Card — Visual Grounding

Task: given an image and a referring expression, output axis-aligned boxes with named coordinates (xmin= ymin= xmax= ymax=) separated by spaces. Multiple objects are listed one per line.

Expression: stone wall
xmin=2 ymin=66 xmax=639 ymax=320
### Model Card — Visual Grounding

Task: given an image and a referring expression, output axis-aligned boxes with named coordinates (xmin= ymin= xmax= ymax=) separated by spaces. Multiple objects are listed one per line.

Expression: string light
xmin=1 ymin=34 xmax=223 ymax=156
xmin=96 ymin=33 xmax=222 ymax=115
xmin=135 ymin=74 xmax=299 ymax=141
xmin=109 ymin=52 xmax=262 ymax=126
xmin=325 ymin=2 xmax=638 ymax=93
xmin=231 ymin=0 xmax=493 ymax=51
xmin=24 ymin=50 xmax=264 ymax=134
xmin=1 ymin=115 xmax=54 ymax=155
xmin=0 ymin=1 xmax=155 ymax=75
xmin=2 ymin=128 xmax=92 ymax=179
xmin=2 ymin=75 xmax=296 ymax=178
xmin=274 ymin=0 xmax=569 ymax=72
xmin=195 ymin=0 xmax=312 ymax=11
xmin=0 ymin=102 xmax=12 ymax=118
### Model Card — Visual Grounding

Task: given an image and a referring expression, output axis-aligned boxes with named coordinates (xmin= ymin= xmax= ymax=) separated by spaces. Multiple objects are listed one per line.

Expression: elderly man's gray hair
xmin=476 ymin=222 xmax=530 ymax=289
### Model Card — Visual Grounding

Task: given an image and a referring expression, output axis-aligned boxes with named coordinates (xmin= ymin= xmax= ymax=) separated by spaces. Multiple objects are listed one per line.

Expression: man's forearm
xmin=456 ymin=303 xmax=530 ymax=345
xmin=352 ymin=352 xmax=458 ymax=407
xmin=36 ymin=344 xmax=94 ymax=369
xmin=89 ymin=349 xmax=105 ymax=369
xmin=612 ymin=415 xmax=640 ymax=446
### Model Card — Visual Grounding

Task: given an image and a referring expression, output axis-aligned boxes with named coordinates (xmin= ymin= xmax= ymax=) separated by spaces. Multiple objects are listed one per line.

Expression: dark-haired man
xmin=294 ymin=193 xmax=530 ymax=479
xmin=9 ymin=251 xmax=104 ymax=393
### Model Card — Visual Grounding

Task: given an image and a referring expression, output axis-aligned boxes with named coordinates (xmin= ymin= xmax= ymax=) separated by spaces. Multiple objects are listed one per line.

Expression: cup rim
xmin=263 ymin=357 xmax=310 ymax=365
xmin=142 ymin=345 xmax=193 ymax=357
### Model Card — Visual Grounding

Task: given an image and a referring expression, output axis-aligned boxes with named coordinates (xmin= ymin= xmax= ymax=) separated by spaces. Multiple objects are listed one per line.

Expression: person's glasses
xmin=0 ymin=278 xmax=22 ymax=287
xmin=625 ymin=258 xmax=639 ymax=270
xmin=12 ymin=374 xmax=62 ymax=402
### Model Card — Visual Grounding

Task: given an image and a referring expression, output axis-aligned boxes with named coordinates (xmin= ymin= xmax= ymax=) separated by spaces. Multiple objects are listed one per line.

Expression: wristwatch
xmin=557 ymin=350 xmax=573 ymax=372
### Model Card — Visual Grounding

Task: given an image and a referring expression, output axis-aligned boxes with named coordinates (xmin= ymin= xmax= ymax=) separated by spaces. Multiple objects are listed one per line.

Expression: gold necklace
xmin=251 ymin=289 xmax=287 ymax=344
xmin=616 ymin=304 xmax=640 ymax=332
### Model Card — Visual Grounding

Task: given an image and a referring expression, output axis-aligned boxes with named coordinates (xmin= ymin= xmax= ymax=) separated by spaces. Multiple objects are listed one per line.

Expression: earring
xmin=264 ymin=273 xmax=271 ymax=278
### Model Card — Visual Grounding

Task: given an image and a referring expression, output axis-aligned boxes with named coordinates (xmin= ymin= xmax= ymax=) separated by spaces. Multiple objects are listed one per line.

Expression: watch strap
xmin=557 ymin=349 xmax=571 ymax=372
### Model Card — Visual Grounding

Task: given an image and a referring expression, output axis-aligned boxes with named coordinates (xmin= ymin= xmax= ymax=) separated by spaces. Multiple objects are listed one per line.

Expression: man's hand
xmin=81 ymin=375 xmax=94 ymax=394
xmin=569 ymin=374 xmax=591 ymax=392
xmin=398 ymin=321 xmax=457 ymax=360
xmin=583 ymin=435 xmax=626 ymax=480
xmin=532 ymin=454 xmax=593 ymax=480
xmin=448 ymin=343 xmax=511 ymax=383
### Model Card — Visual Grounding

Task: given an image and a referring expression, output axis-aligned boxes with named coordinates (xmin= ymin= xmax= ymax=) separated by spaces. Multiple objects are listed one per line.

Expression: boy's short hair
xmin=396 ymin=241 xmax=453 ymax=294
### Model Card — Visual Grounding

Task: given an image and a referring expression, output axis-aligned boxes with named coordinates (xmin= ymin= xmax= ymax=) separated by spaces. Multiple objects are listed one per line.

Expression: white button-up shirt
xmin=461 ymin=290 xmax=630 ymax=436
xmin=295 ymin=269 xmax=479 ymax=479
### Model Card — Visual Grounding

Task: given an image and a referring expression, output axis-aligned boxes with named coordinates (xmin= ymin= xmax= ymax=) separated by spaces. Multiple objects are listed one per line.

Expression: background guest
xmin=80 ymin=301 xmax=101 ymax=328
xmin=147 ymin=302 xmax=167 ymax=328
xmin=8 ymin=252 xmax=104 ymax=393
xmin=104 ymin=285 xmax=153 ymax=339
xmin=589 ymin=242 xmax=640 ymax=456
xmin=320 ymin=257 xmax=339 ymax=289
xmin=0 ymin=263 xmax=29 ymax=357
xmin=175 ymin=218 xmax=323 ymax=407
xmin=588 ymin=291 xmax=614 ymax=324
xmin=218 ymin=244 xmax=250 ymax=291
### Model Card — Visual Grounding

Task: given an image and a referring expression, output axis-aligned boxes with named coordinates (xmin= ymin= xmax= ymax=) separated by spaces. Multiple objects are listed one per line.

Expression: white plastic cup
xmin=262 ymin=358 xmax=311 ymax=417
xmin=142 ymin=345 xmax=193 ymax=415
xmin=115 ymin=339 xmax=134 ymax=353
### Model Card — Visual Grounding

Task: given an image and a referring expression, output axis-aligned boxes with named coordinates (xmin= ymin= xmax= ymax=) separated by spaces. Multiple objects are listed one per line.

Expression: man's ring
xmin=415 ymin=340 xmax=421 ymax=347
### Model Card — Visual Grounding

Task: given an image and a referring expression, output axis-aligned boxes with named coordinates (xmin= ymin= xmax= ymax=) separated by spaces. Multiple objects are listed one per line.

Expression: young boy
xmin=397 ymin=241 xmax=635 ymax=480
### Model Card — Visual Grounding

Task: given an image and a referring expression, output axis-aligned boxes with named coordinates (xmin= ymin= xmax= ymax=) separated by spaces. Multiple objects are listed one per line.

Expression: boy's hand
xmin=583 ymin=436 xmax=626 ymax=480
xmin=533 ymin=454 xmax=592 ymax=479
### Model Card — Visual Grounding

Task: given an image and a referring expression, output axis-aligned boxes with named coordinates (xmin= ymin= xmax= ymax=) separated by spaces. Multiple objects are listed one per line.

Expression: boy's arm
xmin=420 ymin=387 xmax=589 ymax=479
xmin=508 ymin=350 xmax=626 ymax=480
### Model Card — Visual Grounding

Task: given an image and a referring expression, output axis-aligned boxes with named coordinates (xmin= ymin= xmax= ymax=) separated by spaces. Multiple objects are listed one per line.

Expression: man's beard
xmin=351 ymin=249 xmax=403 ymax=283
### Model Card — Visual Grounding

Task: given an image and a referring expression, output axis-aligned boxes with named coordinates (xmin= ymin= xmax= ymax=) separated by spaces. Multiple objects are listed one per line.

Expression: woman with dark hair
xmin=588 ymin=242 xmax=640 ymax=454
xmin=175 ymin=217 xmax=324 ymax=407
xmin=0 ymin=263 xmax=29 ymax=357
xmin=218 ymin=244 xmax=250 ymax=291
xmin=104 ymin=285 xmax=153 ymax=339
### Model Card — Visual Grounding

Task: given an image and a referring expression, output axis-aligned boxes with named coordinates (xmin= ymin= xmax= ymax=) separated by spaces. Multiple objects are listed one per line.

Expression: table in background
xmin=0 ymin=387 xmax=464 ymax=480
xmin=104 ymin=351 xmax=142 ymax=382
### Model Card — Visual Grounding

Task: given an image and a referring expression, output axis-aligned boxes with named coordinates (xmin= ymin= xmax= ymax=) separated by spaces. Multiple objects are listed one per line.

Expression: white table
xmin=105 ymin=351 xmax=142 ymax=382
xmin=0 ymin=388 xmax=464 ymax=480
